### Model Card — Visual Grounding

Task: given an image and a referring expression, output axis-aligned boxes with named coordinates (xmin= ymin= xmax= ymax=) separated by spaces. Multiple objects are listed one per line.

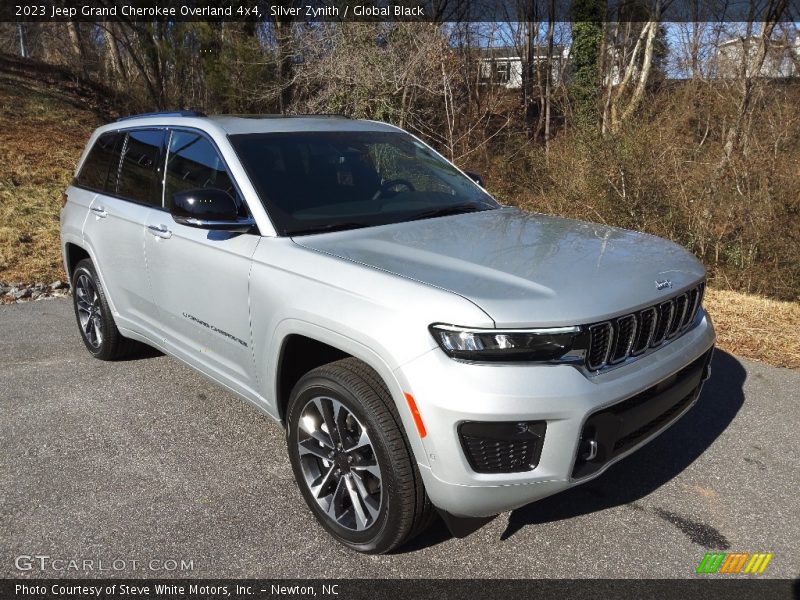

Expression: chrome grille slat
xmin=631 ymin=307 xmax=657 ymax=355
xmin=690 ymin=283 xmax=705 ymax=324
xmin=587 ymin=322 xmax=613 ymax=371
xmin=667 ymin=293 xmax=689 ymax=339
xmin=652 ymin=300 xmax=675 ymax=346
xmin=622 ymin=315 xmax=638 ymax=359
xmin=585 ymin=282 xmax=705 ymax=373
xmin=609 ymin=315 xmax=637 ymax=364
xmin=681 ymin=288 xmax=698 ymax=329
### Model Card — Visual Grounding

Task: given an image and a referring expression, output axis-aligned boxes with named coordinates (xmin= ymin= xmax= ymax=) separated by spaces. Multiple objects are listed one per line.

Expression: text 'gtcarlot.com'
xmin=14 ymin=555 xmax=195 ymax=572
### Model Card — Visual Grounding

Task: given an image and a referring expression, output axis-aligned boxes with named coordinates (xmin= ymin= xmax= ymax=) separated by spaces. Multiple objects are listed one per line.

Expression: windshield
xmin=229 ymin=130 xmax=499 ymax=236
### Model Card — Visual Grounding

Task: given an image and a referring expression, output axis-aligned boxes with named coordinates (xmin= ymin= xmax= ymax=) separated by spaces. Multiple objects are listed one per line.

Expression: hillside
xmin=0 ymin=57 xmax=107 ymax=284
xmin=0 ymin=60 xmax=796 ymax=369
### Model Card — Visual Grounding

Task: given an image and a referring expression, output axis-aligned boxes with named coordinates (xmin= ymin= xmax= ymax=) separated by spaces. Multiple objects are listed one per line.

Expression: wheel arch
xmin=62 ymin=240 xmax=119 ymax=316
xmin=64 ymin=242 xmax=90 ymax=278
xmin=269 ymin=322 xmax=431 ymax=470
xmin=275 ymin=334 xmax=350 ymax=424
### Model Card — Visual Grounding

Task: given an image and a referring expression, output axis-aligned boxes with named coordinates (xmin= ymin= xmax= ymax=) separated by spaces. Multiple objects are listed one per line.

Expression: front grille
xmin=459 ymin=421 xmax=546 ymax=474
xmin=584 ymin=282 xmax=705 ymax=372
xmin=572 ymin=348 xmax=713 ymax=479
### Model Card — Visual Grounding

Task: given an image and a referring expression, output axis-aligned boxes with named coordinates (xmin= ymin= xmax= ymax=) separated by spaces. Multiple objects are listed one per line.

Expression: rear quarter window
xmin=75 ymin=132 xmax=121 ymax=192
xmin=111 ymin=129 xmax=167 ymax=207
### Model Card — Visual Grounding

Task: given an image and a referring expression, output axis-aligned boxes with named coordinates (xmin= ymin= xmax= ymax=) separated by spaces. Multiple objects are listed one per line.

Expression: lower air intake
xmin=459 ymin=421 xmax=546 ymax=474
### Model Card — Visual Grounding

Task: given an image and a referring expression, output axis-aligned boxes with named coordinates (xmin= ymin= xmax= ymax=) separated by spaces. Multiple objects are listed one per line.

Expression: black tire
xmin=286 ymin=357 xmax=435 ymax=554
xmin=71 ymin=258 xmax=140 ymax=360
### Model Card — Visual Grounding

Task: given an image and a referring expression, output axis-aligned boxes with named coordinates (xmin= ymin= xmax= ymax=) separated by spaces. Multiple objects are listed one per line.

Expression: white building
xmin=716 ymin=36 xmax=800 ymax=78
xmin=479 ymin=46 xmax=570 ymax=89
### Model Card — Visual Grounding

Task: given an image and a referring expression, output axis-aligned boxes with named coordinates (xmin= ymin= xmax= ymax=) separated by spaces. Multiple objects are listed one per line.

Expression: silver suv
xmin=61 ymin=112 xmax=715 ymax=553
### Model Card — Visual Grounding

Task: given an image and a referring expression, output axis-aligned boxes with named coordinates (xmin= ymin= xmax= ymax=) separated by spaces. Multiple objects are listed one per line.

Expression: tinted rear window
xmin=110 ymin=129 xmax=167 ymax=206
xmin=75 ymin=132 xmax=121 ymax=192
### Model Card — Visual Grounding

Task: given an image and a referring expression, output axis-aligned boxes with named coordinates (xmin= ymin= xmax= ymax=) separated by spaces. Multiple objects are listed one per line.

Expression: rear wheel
xmin=71 ymin=259 xmax=139 ymax=360
xmin=286 ymin=358 xmax=434 ymax=553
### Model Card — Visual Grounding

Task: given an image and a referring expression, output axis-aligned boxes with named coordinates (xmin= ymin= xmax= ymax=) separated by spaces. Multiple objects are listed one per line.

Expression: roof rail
xmin=217 ymin=113 xmax=352 ymax=120
xmin=296 ymin=113 xmax=352 ymax=119
xmin=116 ymin=110 xmax=205 ymax=122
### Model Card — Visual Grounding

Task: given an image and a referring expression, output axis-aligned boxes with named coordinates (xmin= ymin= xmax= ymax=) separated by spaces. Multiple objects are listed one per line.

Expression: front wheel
xmin=286 ymin=358 xmax=434 ymax=554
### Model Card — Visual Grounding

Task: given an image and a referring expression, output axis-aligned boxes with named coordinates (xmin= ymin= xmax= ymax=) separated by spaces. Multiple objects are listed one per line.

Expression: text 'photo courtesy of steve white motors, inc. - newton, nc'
xmin=14 ymin=582 xmax=341 ymax=598
xmin=18 ymin=3 xmax=427 ymax=19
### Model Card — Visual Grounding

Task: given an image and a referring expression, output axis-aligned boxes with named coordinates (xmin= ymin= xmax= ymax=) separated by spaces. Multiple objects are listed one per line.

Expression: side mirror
xmin=464 ymin=171 xmax=485 ymax=188
xmin=171 ymin=189 xmax=254 ymax=232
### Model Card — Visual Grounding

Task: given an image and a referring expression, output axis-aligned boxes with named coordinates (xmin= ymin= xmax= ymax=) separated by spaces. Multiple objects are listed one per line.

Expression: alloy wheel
xmin=75 ymin=273 xmax=104 ymax=349
xmin=296 ymin=396 xmax=383 ymax=531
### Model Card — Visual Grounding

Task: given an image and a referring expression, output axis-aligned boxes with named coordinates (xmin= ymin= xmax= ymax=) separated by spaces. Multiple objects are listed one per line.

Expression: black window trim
xmin=74 ymin=125 xmax=261 ymax=234
xmin=73 ymin=126 xmax=170 ymax=212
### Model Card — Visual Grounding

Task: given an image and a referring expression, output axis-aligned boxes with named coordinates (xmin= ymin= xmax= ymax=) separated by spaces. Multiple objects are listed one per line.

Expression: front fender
xmin=261 ymin=318 xmax=433 ymax=470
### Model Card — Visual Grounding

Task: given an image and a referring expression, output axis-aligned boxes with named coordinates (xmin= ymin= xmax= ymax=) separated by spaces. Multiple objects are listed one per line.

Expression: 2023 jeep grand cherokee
xmin=61 ymin=111 xmax=715 ymax=553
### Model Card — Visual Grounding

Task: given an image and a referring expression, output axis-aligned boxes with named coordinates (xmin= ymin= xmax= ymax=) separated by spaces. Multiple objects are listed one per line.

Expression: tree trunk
xmin=544 ymin=0 xmax=555 ymax=154
xmin=113 ymin=22 xmax=163 ymax=109
xmin=17 ymin=24 xmax=28 ymax=58
xmin=273 ymin=19 xmax=295 ymax=114
xmin=103 ymin=23 xmax=127 ymax=82
xmin=520 ymin=0 xmax=540 ymax=140
xmin=66 ymin=22 xmax=87 ymax=76
xmin=617 ymin=14 xmax=659 ymax=127
xmin=600 ymin=21 xmax=619 ymax=134
xmin=607 ymin=18 xmax=654 ymax=132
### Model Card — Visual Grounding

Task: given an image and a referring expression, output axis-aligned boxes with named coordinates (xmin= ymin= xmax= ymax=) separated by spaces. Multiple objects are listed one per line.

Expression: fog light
xmin=579 ymin=437 xmax=598 ymax=461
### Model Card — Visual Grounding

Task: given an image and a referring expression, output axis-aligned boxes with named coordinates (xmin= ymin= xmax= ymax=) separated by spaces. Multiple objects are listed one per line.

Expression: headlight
xmin=429 ymin=324 xmax=580 ymax=362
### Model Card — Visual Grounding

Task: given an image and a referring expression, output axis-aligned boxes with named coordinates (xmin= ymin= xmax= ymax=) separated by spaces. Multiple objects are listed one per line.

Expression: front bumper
xmin=394 ymin=312 xmax=716 ymax=517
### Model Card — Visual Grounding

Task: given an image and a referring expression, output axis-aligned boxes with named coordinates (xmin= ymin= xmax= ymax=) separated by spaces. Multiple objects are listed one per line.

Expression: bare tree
xmin=601 ymin=0 xmax=664 ymax=134
xmin=721 ymin=0 xmax=791 ymax=162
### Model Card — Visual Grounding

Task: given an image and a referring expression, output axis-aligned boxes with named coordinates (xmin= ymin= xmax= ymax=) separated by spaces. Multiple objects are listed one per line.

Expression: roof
xmin=205 ymin=115 xmax=400 ymax=135
xmin=97 ymin=113 xmax=401 ymax=137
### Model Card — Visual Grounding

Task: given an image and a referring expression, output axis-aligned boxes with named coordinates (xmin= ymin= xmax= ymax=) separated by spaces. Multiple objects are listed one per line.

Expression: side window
xmin=112 ymin=129 xmax=166 ymax=206
xmin=165 ymin=131 xmax=246 ymax=216
xmin=75 ymin=132 xmax=121 ymax=192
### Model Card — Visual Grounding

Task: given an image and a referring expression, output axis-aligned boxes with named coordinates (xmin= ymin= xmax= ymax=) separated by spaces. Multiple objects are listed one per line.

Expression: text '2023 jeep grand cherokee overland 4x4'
xmin=61 ymin=111 xmax=715 ymax=553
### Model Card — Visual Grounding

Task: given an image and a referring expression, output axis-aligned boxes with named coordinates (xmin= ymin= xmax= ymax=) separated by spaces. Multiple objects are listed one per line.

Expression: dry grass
xmin=704 ymin=288 xmax=800 ymax=370
xmin=0 ymin=73 xmax=103 ymax=284
xmin=0 ymin=75 xmax=798 ymax=370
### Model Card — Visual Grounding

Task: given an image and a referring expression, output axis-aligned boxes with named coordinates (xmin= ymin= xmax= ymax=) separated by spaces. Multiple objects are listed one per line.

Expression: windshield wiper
xmin=290 ymin=222 xmax=371 ymax=236
xmin=407 ymin=203 xmax=493 ymax=222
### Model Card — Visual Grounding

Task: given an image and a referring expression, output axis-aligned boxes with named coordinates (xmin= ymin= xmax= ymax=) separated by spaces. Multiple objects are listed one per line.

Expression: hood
xmin=292 ymin=207 xmax=706 ymax=327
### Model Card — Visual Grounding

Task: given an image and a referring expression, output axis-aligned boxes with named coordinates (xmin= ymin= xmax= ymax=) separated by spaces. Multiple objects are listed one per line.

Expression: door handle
xmin=147 ymin=224 xmax=172 ymax=239
xmin=90 ymin=206 xmax=107 ymax=218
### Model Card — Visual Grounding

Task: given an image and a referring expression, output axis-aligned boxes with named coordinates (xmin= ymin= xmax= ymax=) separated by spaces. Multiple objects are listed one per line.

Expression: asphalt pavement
xmin=1 ymin=299 xmax=798 ymax=578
